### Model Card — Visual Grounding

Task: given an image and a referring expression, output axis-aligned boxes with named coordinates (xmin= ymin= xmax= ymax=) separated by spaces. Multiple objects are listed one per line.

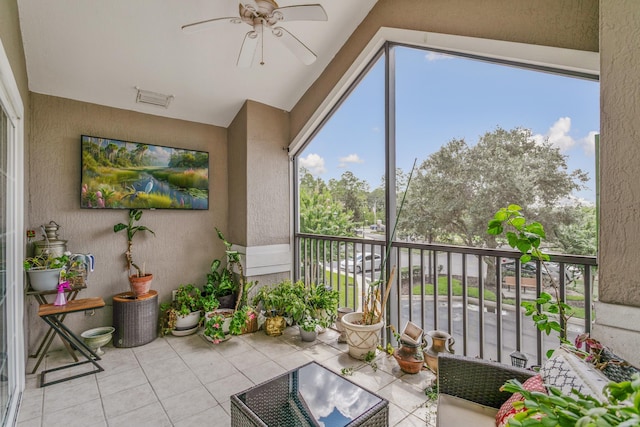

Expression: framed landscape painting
xmin=81 ymin=135 xmax=209 ymax=210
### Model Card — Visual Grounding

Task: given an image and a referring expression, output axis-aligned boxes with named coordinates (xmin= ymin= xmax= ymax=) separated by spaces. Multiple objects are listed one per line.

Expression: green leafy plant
xmin=24 ymin=253 xmax=67 ymax=270
xmin=159 ymin=284 xmax=207 ymax=335
xmin=204 ymin=228 xmax=243 ymax=299
xmin=203 ymin=312 xmax=229 ymax=343
xmin=307 ymin=284 xmax=339 ymax=328
xmin=229 ymin=305 xmax=256 ymax=335
xmin=252 ymin=280 xmax=307 ymax=322
xmin=113 ymin=209 xmax=155 ymax=277
xmin=299 ymin=315 xmax=319 ymax=332
xmin=487 ymin=204 xmax=573 ymax=349
xmin=501 ymin=374 xmax=640 ymax=426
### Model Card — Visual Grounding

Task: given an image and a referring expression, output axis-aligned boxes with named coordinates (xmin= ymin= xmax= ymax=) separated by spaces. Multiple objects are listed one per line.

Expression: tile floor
xmin=17 ymin=327 xmax=437 ymax=427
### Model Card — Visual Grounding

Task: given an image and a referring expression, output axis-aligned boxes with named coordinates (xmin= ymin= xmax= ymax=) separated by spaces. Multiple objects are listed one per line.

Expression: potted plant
xmin=341 ymin=270 xmax=395 ymax=359
xmin=307 ymin=283 xmax=339 ymax=330
xmin=204 ymin=228 xmax=241 ymax=308
xmin=113 ymin=209 xmax=155 ymax=297
xmin=253 ymin=280 xmax=306 ymax=336
xmin=159 ymin=284 xmax=206 ymax=336
xmin=342 ymin=161 xmax=415 ymax=359
xmin=202 ymin=305 xmax=253 ymax=343
xmin=24 ymin=252 xmax=77 ymax=292
xmin=299 ymin=315 xmax=319 ymax=342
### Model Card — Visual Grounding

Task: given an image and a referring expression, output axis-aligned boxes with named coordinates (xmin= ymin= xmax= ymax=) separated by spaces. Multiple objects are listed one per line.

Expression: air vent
xmin=135 ymin=87 xmax=174 ymax=108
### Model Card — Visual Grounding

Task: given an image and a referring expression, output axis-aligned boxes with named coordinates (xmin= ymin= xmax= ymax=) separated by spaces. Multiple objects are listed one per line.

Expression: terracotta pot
xmin=129 ymin=274 xmax=153 ymax=296
xmin=341 ymin=312 xmax=384 ymax=360
xmin=393 ymin=340 xmax=424 ymax=374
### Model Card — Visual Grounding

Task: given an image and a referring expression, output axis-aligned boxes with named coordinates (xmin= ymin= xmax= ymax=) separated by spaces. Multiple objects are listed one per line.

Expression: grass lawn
xmin=326 ymin=271 xmax=357 ymax=308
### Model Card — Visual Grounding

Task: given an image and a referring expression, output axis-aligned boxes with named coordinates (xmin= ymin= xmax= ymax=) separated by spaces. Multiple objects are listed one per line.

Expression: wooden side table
xmin=27 ymin=284 xmax=86 ymax=374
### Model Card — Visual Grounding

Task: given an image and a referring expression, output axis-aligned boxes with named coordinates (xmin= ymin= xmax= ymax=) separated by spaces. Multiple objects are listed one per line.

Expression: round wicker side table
xmin=112 ymin=290 xmax=158 ymax=348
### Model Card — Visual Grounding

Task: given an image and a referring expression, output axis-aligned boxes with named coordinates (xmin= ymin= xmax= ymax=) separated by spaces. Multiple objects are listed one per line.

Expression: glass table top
xmin=236 ymin=362 xmax=385 ymax=426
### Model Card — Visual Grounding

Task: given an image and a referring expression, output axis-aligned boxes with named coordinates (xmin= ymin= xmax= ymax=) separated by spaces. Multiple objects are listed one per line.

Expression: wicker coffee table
xmin=231 ymin=361 xmax=389 ymax=426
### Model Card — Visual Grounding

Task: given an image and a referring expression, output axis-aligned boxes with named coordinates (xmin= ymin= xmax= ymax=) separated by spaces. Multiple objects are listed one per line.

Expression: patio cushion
xmin=436 ymin=393 xmax=497 ymax=427
xmin=540 ymin=346 xmax=610 ymax=401
xmin=495 ymin=374 xmax=547 ymax=427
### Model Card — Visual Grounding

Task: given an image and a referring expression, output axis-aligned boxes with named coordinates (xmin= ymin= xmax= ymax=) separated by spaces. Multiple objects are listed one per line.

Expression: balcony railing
xmin=294 ymin=232 xmax=598 ymax=367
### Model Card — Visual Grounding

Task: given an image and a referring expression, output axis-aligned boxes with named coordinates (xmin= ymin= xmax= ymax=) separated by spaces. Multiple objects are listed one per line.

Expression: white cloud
xmin=531 ymin=117 xmax=575 ymax=151
xmin=425 ymin=52 xmax=452 ymax=61
xmin=338 ymin=153 xmax=365 ymax=168
xmin=299 ymin=153 xmax=326 ymax=175
xmin=579 ymin=131 xmax=599 ymax=156
xmin=531 ymin=117 xmax=598 ymax=157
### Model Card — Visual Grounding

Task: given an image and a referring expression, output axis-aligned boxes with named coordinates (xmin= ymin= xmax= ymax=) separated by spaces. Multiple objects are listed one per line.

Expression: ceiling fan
xmin=182 ymin=0 xmax=328 ymax=67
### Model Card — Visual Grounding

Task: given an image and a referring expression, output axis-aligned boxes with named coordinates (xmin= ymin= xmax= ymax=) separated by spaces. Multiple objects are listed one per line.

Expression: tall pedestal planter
xmin=341 ymin=312 xmax=384 ymax=360
xmin=113 ymin=290 xmax=158 ymax=348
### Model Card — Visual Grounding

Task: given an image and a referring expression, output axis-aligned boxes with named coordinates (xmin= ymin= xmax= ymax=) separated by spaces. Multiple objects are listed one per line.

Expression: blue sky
xmin=299 ymin=46 xmax=600 ymax=203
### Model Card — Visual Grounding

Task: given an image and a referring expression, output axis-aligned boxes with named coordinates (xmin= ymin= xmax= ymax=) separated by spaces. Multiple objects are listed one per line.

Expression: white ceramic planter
xmin=27 ymin=268 xmax=63 ymax=291
xmin=341 ymin=311 xmax=384 ymax=360
xmin=171 ymin=311 xmax=200 ymax=336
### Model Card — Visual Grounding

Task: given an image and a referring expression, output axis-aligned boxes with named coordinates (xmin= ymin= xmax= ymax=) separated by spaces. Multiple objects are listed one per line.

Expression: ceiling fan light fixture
xmin=135 ymin=87 xmax=174 ymax=108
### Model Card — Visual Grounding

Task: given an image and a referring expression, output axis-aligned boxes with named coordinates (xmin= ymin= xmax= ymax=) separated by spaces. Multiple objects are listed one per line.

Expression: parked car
xmin=340 ymin=253 xmax=382 ymax=273
xmin=501 ymin=260 xmax=580 ymax=285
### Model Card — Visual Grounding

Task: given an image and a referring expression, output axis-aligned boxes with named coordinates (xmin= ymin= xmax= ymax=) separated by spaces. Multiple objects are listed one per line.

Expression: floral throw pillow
xmin=495 ymin=374 xmax=546 ymax=427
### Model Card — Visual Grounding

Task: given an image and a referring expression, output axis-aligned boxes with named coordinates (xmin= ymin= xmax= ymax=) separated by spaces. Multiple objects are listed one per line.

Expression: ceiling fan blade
xmin=237 ymin=29 xmax=261 ymax=67
xmin=272 ymin=26 xmax=317 ymax=65
xmin=272 ymin=4 xmax=327 ymax=22
xmin=181 ymin=16 xmax=240 ymax=34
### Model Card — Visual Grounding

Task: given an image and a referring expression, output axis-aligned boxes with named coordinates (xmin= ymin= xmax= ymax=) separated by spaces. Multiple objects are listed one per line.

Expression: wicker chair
xmin=436 ymin=353 xmax=535 ymax=426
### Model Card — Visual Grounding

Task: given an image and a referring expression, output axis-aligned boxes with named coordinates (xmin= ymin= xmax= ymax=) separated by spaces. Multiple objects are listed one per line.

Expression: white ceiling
xmin=17 ymin=0 xmax=377 ymax=127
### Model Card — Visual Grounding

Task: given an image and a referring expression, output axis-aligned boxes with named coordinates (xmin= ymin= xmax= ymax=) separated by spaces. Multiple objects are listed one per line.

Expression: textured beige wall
xmin=599 ymin=0 xmax=640 ymax=306
xmin=227 ymin=102 xmax=249 ymax=246
xmin=26 ymin=94 xmax=227 ymax=350
xmin=227 ymin=100 xmax=290 ymax=246
xmin=290 ymin=0 xmax=599 ymax=139
xmin=245 ymin=101 xmax=290 ymax=247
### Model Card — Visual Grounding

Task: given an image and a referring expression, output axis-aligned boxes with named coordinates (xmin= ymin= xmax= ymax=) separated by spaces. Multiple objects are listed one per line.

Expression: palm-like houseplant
xmin=113 ymin=209 xmax=155 ymax=296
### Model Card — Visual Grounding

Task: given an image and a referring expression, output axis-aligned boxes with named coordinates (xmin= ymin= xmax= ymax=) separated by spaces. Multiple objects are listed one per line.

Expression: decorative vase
xmin=264 ymin=315 xmax=286 ymax=336
xmin=423 ymin=330 xmax=455 ymax=373
xmin=336 ymin=307 xmax=354 ymax=343
xmin=27 ymin=268 xmax=63 ymax=292
xmin=81 ymin=326 xmax=115 ymax=356
xmin=341 ymin=311 xmax=384 ymax=360
xmin=129 ymin=273 xmax=153 ymax=296
xmin=393 ymin=339 xmax=424 ymax=374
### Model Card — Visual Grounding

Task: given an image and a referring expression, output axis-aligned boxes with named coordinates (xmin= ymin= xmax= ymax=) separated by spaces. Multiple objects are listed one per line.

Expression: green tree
xmin=402 ymin=126 xmax=589 ymax=249
xmin=328 ymin=171 xmax=370 ymax=223
xmin=299 ymin=183 xmax=354 ymax=237
xmin=551 ymin=205 xmax=597 ymax=255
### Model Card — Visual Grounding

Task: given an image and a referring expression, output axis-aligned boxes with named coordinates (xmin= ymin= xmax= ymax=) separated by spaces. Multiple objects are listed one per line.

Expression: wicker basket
xmin=113 ymin=290 xmax=158 ymax=348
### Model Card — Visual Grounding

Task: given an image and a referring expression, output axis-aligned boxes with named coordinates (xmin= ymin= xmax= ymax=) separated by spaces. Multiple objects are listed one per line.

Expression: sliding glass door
xmin=0 ymin=41 xmax=25 ymax=425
